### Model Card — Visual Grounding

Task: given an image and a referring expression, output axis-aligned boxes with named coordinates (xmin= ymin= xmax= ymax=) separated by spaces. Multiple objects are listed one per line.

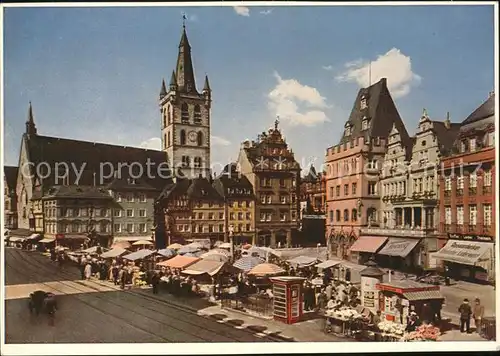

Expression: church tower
xmin=159 ymin=21 xmax=212 ymax=179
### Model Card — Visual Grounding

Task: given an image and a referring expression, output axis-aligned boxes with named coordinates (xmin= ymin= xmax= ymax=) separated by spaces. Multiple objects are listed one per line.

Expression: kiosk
xmin=270 ymin=276 xmax=305 ymax=324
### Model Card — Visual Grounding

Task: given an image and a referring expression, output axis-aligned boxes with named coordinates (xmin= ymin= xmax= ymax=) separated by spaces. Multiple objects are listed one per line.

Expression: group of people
xmin=458 ymin=298 xmax=485 ymax=335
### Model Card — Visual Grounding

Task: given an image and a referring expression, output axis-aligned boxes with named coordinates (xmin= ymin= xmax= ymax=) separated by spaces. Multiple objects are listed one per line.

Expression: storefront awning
xmin=403 ymin=290 xmax=444 ymax=301
xmin=377 ymin=238 xmax=420 ymax=257
xmin=431 ymin=240 xmax=493 ymax=266
xmin=39 ymin=238 xmax=55 ymax=243
xmin=349 ymin=236 xmax=388 ymax=253
xmin=182 ymin=260 xmax=225 ymax=276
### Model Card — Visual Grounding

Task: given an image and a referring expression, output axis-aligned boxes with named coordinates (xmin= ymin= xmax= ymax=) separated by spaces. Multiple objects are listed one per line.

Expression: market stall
xmin=323 ymin=305 xmax=371 ymax=339
xmin=100 ymin=247 xmax=128 ymax=259
xmin=182 ymin=260 xmax=226 ymax=281
xmin=287 ymin=256 xmax=318 ymax=269
xmin=123 ymin=249 xmax=157 ymax=271
xmin=157 ymin=255 xmax=200 ymax=270
xmin=233 ymin=256 xmax=264 ymax=272
xmin=376 ymin=280 xmax=444 ymax=325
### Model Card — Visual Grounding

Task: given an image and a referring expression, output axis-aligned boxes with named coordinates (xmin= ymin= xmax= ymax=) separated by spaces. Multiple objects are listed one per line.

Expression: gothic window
xmin=194 ymin=157 xmax=202 ymax=168
xmin=194 ymin=105 xmax=202 ymax=124
xmin=167 ymin=106 xmax=172 ymax=125
xmin=197 ymin=131 xmax=203 ymax=146
xmin=167 ymin=131 xmax=171 ymax=147
xmin=181 ymin=103 xmax=189 ymax=123
xmin=163 ymin=112 xmax=167 ymax=128
xmin=163 ymin=133 xmax=167 ymax=149
xmin=182 ymin=155 xmax=191 ymax=167
xmin=180 ymin=130 xmax=186 ymax=145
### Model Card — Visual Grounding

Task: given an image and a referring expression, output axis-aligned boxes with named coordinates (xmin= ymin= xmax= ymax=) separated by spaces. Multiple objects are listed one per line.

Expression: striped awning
xmin=233 ymin=256 xmax=264 ymax=272
xmin=377 ymin=238 xmax=420 ymax=257
xmin=403 ymin=290 xmax=444 ymax=301
xmin=27 ymin=233 xmax=41 ymax=240
xmin=183 ymin=260 xmax=225 ymax=276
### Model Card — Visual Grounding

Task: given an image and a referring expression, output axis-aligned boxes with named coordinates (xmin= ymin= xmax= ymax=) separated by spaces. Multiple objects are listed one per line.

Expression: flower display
xmin=403 ymin=324 xmax=440 ymax=341
xmin=325 ymin=307 xmax=365 ymax=321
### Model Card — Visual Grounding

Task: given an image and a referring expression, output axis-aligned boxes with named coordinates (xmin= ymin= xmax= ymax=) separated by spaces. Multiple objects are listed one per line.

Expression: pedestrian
xmin=458 ymin=298 xmax=472 ymax=333
xmin=151 ymin=271 xmax=160 ymax=295
xmin=406 ymin=312 xmax=421 ymax=332
xmin=473 ymin=298 xmax=485 ymax=335
xmin=84 ymin=262 xmax=92 ymax=280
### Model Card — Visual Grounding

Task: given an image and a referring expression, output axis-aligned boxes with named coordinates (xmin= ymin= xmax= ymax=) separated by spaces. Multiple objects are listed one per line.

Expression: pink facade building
xmin=325 ymin=78 xmax=410 ymax=261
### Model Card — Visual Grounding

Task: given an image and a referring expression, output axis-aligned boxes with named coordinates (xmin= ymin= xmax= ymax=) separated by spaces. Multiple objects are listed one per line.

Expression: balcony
xmin=360 ymin=226 xmax=435 ymax=238
xmin=439 ymin=222 xmax=493 ymax=235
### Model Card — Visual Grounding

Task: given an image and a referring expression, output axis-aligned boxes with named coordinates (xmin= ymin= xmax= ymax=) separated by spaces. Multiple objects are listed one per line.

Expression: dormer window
xmin=469 ymin=138 xmax=476 ymax=152
xmin=362 ymin=117 xmax=370 ymax=130
xmin=360 ymin=95 xmax=367 ymax=110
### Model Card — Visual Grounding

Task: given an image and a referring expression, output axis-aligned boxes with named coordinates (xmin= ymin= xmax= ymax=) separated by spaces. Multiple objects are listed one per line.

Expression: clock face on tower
xmin=188 ymin=131 xmax=197 ymax=143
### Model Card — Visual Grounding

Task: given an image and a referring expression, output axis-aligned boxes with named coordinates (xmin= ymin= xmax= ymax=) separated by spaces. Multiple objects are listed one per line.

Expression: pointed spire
xmin=25 ymin=101 xmax=37 ymax=136
xmin=175 ymin=21 xmax=196 ymax=93
xmin=203 ymin=74 xmax=211 ymax=92
xmin=444 ymin=111 xmax=451 ymax=129
xmin=160 ymin=79 xmax=167 ymax=97
xmin=169 ymin=70 xmax=177 ymax=90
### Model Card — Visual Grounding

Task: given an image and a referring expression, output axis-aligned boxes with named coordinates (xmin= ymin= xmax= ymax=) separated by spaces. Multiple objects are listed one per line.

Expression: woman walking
xmin=84 ymin=262 xmax=92 ymax=280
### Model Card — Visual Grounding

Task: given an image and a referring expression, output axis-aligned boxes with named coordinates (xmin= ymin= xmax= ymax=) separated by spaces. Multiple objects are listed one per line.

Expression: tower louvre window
xmin=167 ymin=106 xmax=172 ymax=125
xmin=181 ymin=103 xmax=189 ymax=123
xmin=197 ymin=132 xmax=203 ymax=146
xmin=180 ymin=130 xmax=186 ymax=145
xmin=194 ymin=105 xmax=201 ymax=124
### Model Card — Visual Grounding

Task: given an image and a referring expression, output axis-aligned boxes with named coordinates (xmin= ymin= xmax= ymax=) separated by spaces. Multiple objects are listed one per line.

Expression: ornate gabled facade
xmin=370 ymin=109 xmax=462 ymax=271
xmin=213 ymin=163 xmax=256 ymax=245
xmin=237 ymin=120 xmax=301 ymax=247
xmin=159 ymin=23 xmax=211 ymax=179
xmin=325 ymin=78 xmax=409 ymax=261
xmin=4 ymin=166 xmax=18 ymax=229
xmin=436 ymin=92 xmax=496 ymax=282
xmin=299 ymin=164 xmax=326 ymax=216
xmin=157 ymin=175 xmax=225 ymax=246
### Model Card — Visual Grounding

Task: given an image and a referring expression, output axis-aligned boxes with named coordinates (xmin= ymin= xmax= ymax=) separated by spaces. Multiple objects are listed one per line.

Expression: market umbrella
xmin=178 ymin=245 xmax=201 ymax=255
xmin=242 ymin=243 xmax=252 ymax=250
xmin=100 ymin=247 xmax=127 ymax=259
xmin=246 ymin=246 xmax=281 ymax=259
xmin=167 ymin=243 xmax=183 ymax=250
xmin=233 ymin=256 xmax=264 ymax=272
xmin=247 ymin=263 xmax=285 ymax=276
xmin=112 ymin=240 xmax=131 ymax=249
xmin=157 ymin=248 xmax=176 ymax=258
xmin=132 ymin=240 xmax=154 ymax=246
xmin=218 ymin=242 xmax=232 ymax=249
xmin=201 ymin=252 xmax=229 ymax=262
xmin=204 ymin=248 xmax=231 ymax=257
xmin=184 ymin=251 xmax=203 ymax=258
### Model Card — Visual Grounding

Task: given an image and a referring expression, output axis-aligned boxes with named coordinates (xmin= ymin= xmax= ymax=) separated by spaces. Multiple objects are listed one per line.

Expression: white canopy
xmin=315 ymin=259 xmax=342 ymax=269
xmin=100 ymin=247 xmax=128 ymax=259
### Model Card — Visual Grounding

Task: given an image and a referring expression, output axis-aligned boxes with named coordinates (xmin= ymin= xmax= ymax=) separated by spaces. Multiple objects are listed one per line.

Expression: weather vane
xmin=275 ymin=115 xmax=279 ymax=130
xmin=182 ymin=12 xmax=187 ymax=28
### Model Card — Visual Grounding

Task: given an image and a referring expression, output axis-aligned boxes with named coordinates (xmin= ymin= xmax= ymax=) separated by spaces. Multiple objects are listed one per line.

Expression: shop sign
xmin=448 ymin=233 xmax=494 ymax=243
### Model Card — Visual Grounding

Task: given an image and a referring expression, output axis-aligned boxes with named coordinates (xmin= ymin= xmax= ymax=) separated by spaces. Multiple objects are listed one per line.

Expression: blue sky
xmin=3 ymin=4 xmax=495 ymax=173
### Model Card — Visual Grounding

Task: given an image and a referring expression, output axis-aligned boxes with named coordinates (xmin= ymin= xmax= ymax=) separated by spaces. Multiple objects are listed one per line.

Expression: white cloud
xmin=211 ymin=135 xmax=231 ymax=146
xmin=268 ymin=71 xmax=329 ymax=127
xmin=336 ymin=48 xmax=421 ymax=98
xmin=260 ymin=9 xmax=273 ymax=15
xmin=322 ymin=65 xmax=333 ymax=71
xmin=233 ymin=6 xmax=250 ymax=17
xmin=139 ymin=137 xmax=162 ymax=151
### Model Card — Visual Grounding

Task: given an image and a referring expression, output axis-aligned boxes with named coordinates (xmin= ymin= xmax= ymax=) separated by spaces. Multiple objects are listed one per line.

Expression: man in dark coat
xmin=458 ymin=298 xmax=472 ymax=333
xmin=151 ymin=271 xmax=160 ymax=295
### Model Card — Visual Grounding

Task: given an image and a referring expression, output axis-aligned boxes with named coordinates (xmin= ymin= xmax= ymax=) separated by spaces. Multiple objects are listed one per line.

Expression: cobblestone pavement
xmin=3 ymin=248 xmax=281 ymax=343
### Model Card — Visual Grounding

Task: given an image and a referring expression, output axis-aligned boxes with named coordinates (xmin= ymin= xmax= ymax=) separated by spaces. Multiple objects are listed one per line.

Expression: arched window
xmin=181 ymin=103 xmax=189 ymax=122
xmin=167 ymin=131 xmax=171 ymax=147
xmin=367 ymin=207 xmax=377 ymax=225
xmin=351 ymin=209 xmax=357 ymax=221
xmin=163 ymin=133 xmax=167 ymax=149
xmin=194 ymin=105 xmax=201 ymax=124
xmin=197 ymin=131 xmax=203 ymax=146
xmin=343 ymin=209 xmax=349 ymax=222
xmin=336 ymin=209 xmax=341 ymax=222
xmin=167 ymin=106 xmax=172 ymax=125
xmin=163 ymin=113 xmax=167 ymax=128
xmin=180 ymin=130 xmax=186 ymax=145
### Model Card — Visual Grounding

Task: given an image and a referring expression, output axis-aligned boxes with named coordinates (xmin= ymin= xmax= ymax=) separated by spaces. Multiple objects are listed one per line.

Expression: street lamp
xmin=228 ymin=224 xmax=235 ymax=261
